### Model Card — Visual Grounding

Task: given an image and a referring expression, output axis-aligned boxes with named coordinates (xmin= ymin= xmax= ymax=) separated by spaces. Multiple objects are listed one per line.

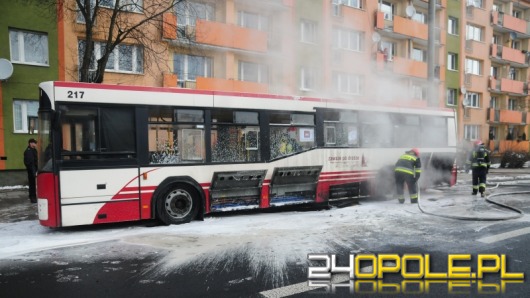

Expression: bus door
xmin=58 ymin=106 xmax=140 ymax=227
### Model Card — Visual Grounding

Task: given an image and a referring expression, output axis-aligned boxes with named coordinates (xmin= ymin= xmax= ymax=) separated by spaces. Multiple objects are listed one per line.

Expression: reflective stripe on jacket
xmin=394 ymin=152 xmax=422 ymax=177
xmin=466 ymin=145 xmax=491 ymax=169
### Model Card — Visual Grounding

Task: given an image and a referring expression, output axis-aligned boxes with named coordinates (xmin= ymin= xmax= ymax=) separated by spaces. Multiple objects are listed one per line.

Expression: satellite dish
xmin=405 ymin=5 xmax=416 ymax=18
xmin=460 ymin=87 xmax=467 ymax=95
xmin=0 ymin=58 xmax=14 ymax=81
xmin=462 ymin=97 xmax=470 ymax=107
xmin=372 ymin=32 xmax=381 ymax=43
xmin=510 ymin=32 xmax=517 ymax=40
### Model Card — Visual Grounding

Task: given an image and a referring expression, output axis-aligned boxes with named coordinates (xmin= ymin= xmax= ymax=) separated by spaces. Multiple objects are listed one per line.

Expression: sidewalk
xmin=0 ymin=186 xmax=38 ymax=223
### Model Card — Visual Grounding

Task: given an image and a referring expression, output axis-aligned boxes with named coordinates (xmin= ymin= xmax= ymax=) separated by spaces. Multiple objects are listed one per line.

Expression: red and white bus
xmin=36 ymin=81 xmax=457 ymax=227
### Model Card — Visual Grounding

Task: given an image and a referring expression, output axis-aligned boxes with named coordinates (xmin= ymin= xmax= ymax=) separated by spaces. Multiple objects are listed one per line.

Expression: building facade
xmin=1 ymin=0 xmax=529 ymax=177
xmin=0 ymin=2 xmax=58 ymax=174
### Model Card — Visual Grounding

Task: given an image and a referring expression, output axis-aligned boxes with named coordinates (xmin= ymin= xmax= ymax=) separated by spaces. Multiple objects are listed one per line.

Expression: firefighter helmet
xmin=474 ymin=140 xmax=483 ymax=146
xmin=410 ymin=148 xmax=420 ymax=156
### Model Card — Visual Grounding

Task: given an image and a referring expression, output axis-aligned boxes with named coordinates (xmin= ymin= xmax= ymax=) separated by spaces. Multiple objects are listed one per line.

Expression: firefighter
xmin=394 ymin=148 xmax=422 ymax=204
xmin=466 ymin=140 xmax=490 ymax=197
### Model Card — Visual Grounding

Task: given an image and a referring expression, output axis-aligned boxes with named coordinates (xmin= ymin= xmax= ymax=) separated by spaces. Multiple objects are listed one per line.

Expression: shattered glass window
xmin=211 ymin=110 xmax=260 ymax=163
xmin=148 ymin=107 xmax=205 ymax=164
xmin=270 ymin=112 xmax=315 ymax=159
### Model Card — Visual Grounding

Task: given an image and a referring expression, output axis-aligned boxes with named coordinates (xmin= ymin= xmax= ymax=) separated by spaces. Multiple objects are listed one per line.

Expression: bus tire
xmin=156 ymin=183 xmax=200 ymax=225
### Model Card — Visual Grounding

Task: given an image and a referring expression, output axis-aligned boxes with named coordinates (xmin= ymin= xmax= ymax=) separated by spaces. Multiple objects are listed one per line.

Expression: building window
xmin=508 ymin=67 xmax=518 ymax=80
xmin=464 ymin=125 xmax=480 ymax=140
xmin=513 ymin=9 xmax=522 ymax=19
xmin=333 ymin=72 xmax=362 ymax=95
xmin=411 ymin=48 xmax=426 ymax=62
xmin=448 ymin=17 xmax=458 ymax=35
xmin=490 ymin=96 xmax=499 ymax=109
xmin=300 ymin=19 xmax=317 ymax=43
xmin=9 ymin=29 xmax=49 ymax=66
xmin=508 ymin=98 xmax=517 ymax=110
xmin=380 ymin=1 xmax=394 ymax=20
xmin=332 ymin=28 xmax=364 ymax=51
xmin=490 ymin=66 xmax=499 ymax=79
xmin=448 ymin=53 xmax=458 ymax=70
xmin=466 ymin=24 xmax=483 ymax=42
xmin=173 ymin=54 xmax=212 ymax=86
xmin=78 ymin=40 xmax=144 ymax=74
xmin=238 ymin=61 xmax=268 ymax=83
xmin=446 ymin=88 xmax=457 ymax=106
xmin=466 ymin=92 xmax=480 ymax=108
xmin=13 ymin=100 xmax=39 ymax=133
xmin=238 ymin=11 xmax=269 ymax=31
xmin=333 ymin=0 xmax=362 ymax=8
xmin=467 ymin=0 xmax=483 ymax=8
xmin=412 ymin=11 xmax=426 ymax=24
xmin=411 ymin=84 xmax=426 ymax=101
xmin=175 ymin=1 xmax=215 ymax=26
xmin=492 ymin=34 xmax=500 ymax=45
xmin=380 ymin=40 xmax=396 ymax=58
xmin=300 ymin=67 xmax=315 ymax=91
xmin=465 ymin=58 xmax=482 ymax=75
xmin=100 ymin=0 xmax=143 ymax=12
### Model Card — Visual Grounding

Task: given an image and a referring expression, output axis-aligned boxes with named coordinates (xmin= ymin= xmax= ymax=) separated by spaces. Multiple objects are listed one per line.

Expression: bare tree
xmin=74 ymin=0 xmax=187 ymax=83
xmin=30 ymin=0 xmax=190 ymax=83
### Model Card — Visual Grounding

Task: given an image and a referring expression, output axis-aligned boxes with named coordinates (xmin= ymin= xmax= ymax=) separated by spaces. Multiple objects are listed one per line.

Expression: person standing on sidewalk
xmin=466 ymin=140 xmax=491 ymax=197
xmin=23 ymin=138 xmax=38 ymax=203
xmin=394 ymin=148 xmax=422 ymax=204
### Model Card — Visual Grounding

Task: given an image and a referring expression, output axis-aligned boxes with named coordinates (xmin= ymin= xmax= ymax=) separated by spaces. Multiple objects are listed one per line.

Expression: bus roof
xmin=39 ymin=81 xmax=455 ymax=117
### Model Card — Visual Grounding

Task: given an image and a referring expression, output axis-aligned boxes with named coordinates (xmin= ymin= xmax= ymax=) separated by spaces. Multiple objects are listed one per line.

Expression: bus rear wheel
xmin=156 ymin=184 xmax=199 ymax=225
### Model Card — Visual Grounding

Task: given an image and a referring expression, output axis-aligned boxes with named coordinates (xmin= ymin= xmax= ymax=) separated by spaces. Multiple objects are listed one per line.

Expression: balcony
xmin=488 ymin=76 xmax=527 ymax=95
xmin=465 ymin=4 xmax=489 ymax=23
xmin=375 ymin=12 xmax=427 ymax=42
xmin=492 ymin=11 xmax=529 ymax=36
xmin=333 ymin=3 xmax=368 ymax=28
xmin=465 ymin=39 xmax=489 ymax=57
xmin=196 ymin=77 xmax=269 ymax=93
xmin=500 ymin=109 xmax=527 ymax=124
xmin=195 ymin=20 xmax=268 ymax=52
xmin=500 ymin=78 xmax=526 ymax=95
xmin=382 ymin=56 xmax=428 ymax=79
xmin=490 ymin=44 xmax=528 ymax=66
xmin=498 ymin=140 xmax=529 ymax=153
xmin=489 ymin=107 xmax=527 ymax=125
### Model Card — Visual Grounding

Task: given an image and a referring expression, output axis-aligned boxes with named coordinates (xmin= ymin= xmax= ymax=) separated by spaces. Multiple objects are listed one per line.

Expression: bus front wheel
xmin=156 ymin=184 xmax=199 ymax=225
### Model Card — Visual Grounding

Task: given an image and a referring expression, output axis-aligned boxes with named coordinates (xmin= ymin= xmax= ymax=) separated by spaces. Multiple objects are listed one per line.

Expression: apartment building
xmin=0 ymin=2 xmax=58 ymax=174
xmin=5 ymin=0 xmax=528 ymax=176
xmin=162 ymin=0 xmax=447 ymax=107
xmin=487 ymin=0 xmax=530 ymax=154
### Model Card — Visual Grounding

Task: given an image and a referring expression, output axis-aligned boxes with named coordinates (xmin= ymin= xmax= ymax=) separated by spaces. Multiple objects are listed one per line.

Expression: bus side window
xmin=270 ymin=112 xmax=315 ymax=159
xmin=148 ymin=108 xmax=205 ymax=164
xmin=322 ymin=110 xmax=358 ymax=147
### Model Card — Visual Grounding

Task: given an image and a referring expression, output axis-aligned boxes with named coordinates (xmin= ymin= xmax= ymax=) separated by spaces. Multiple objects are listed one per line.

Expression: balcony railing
xmin=492 ymin=11 xmax=528 ymax=35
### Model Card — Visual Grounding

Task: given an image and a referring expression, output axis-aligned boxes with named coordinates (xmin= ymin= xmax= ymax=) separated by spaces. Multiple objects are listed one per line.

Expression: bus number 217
xmin=67 ymin=91 xmax=84 ymax=99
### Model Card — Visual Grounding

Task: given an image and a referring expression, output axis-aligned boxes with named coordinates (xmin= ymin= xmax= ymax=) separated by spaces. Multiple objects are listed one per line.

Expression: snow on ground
xmin=0 ymin=164 xmax=528 ymax=286
xmin=0 ymin=199 xmax=460 ymax=286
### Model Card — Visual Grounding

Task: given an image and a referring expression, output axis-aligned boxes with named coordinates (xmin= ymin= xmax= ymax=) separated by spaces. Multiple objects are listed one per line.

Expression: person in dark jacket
xmin=23 ymin=138 xmax=38 ymax=203
xmin=394 ymin=148 xmax=422 ymax=204
xmin=466 ymin=140 xmax=491 ymax=197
